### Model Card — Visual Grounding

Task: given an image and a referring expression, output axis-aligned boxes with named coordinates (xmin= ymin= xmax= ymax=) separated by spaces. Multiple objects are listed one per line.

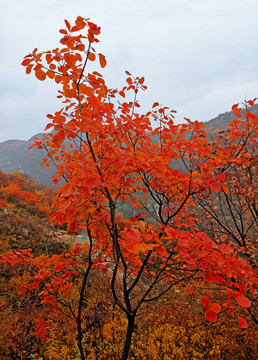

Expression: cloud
xmin=0 ymin=0 xmax=258 ymax=142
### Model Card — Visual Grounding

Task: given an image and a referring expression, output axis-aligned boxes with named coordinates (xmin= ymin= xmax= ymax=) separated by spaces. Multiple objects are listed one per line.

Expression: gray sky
xmin=1 ymin=0 xmax=257 ymax=142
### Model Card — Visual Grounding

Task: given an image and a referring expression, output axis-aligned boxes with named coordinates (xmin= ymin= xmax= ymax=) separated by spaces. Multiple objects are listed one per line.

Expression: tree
xmin=1 ymin=17 xmax=257 ymax=359
xmin=193 ymin=111 xmax=257 ymax=254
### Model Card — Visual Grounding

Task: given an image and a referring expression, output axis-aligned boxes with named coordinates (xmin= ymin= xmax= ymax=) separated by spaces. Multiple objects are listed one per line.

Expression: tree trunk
xmin=77 ymin=328 xmax=86 ymax=360
xmin=121 ymin=314 xmax=135 ymax=360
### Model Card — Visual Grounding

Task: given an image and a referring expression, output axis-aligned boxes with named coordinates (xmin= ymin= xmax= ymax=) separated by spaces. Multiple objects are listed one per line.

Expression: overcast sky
xmin=0 ymin=0 xmax=257 ymax=142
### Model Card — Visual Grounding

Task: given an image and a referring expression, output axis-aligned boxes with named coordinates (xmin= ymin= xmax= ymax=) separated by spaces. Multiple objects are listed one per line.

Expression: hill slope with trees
xmin=1 ymin=105 xmax=257 ymax=187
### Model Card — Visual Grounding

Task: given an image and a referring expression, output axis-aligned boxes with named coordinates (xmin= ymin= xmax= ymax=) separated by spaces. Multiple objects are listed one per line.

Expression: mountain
xmin=0 ymin=135 xmax=56 ymax=187
xmin=205 ymin=103 xmax=258 ymax=137
xmin=0 ymin=104 xmax=257 ymax=186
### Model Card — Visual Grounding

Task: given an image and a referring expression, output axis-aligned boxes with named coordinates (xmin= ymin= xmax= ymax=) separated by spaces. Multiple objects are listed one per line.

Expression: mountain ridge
xmin=1 ymin=104 xmax=257 ymax=186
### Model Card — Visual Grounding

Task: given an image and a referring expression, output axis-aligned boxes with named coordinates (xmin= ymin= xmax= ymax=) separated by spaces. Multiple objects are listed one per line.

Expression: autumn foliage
xmin=0 ymin=16 xmax=257 ymax=359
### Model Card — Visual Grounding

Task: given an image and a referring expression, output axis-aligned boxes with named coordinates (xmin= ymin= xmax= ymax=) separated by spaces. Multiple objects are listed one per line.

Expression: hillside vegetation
xmin=0 ymin=171 xmax=257 ymax=359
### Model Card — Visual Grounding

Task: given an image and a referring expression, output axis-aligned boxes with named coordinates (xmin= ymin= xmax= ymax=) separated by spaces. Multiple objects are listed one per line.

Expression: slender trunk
xmin=121 ymin=314 xmax=135 ymax=360
xmin=77 ymin=327 xmax=86 ymax=360
xmin=77 ymin=262 xmax=93 ymax=360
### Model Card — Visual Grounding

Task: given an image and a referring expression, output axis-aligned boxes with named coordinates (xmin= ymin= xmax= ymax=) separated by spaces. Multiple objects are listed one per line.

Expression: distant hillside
xmin=204 ymin=103 xmax=258 ymax=137
xmin=0 ymin=104 xmax=257 ymax=186
xmin=0 ymin=169 xmax=71 ymax=254
xmin=0 ymin=135 xmax=56 ymax=187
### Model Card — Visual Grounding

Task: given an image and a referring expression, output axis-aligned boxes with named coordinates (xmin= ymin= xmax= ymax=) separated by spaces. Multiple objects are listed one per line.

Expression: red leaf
xmin=232 ymin=103 xmax=239 ymax=111
xmin=155 ymin=245 xmax=167 ymax=257
xmin=21 ymin=58 xmax=32 ymax=66
xmin=234 ymin=294 xmax=251 ymax=308
xmin=69 ymin=220 xmax=77 ymax=232
xmin=64 ymin=19 xmax=71 ymax=31
xmin=232 ymin=103 xmax=242 ymax=118
xmin=44 ymin=123 xmax=53 ymax=131
xmin=19 ymin=285 xmax=28 ymax=295
xmin=250 ymin=286 xmax=256 ymax=296
xmin=152 ymin=102 xmax=159 ymax=108
xmin=216 ymin=173 xmax=226 ymax=181
xmin=221 ymin=183 xmax=229 ymax=194
xmin=52 ymin=176 xmax=59 ymax=185
xmin=72 ymin=26 xmax=80 ymax=32
xmin=26 ymin=64 xmax=33 ymax=74
xmin=246 ymin=98 xmax=256 ymax=107
xmin=88 ymin=22 xmax=101 ymax=35
xmin=210 ymin=303 xmax=221 ymax=314
xmin=47 ymin=71 xmax=55 ymax=79
xmin=35 ymin=68 xmax=46 ymax=81
xmin=80 ymin=84 xmax=94 ymax=96
xmin=201 ymin=295 xmax=210 ymax=308
xmin=210 ymin=182 xmax=221 ymax=192
xmin=99 ymin=53 xmax=107 ymax=68
xmin=238 ymin=316 xmax=248 ymax=328
xmin=59 ymin=29 xmax=68 ymax=35
xmin=205 ymin=310 xmax=217 ymax=322
xmin=218 ymin=244 xmax=233 ymax=254
xmin=234 ymin=108 xmax=242 ymax=118
xmin=165 ymin=227 xmax=176 ymax=238
xmin=75 ymin=16 xmax=86 ymax=30
xmin=126 ymin=240 xmax=138 ymax=254
xmin=171 ymin=169 xmax=181 ymax=176
xmin=126 ymin=228 xmax=141 ymax=239
xmin=88 ymin=52 xmax=96 ymax=61
xmin=204 ymin=273 xmax=216 ymax=283
xmin=52 ymin=129 xmax=65 ymax=147
xmin=86 ymin=176 xmax=99 ymax=187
